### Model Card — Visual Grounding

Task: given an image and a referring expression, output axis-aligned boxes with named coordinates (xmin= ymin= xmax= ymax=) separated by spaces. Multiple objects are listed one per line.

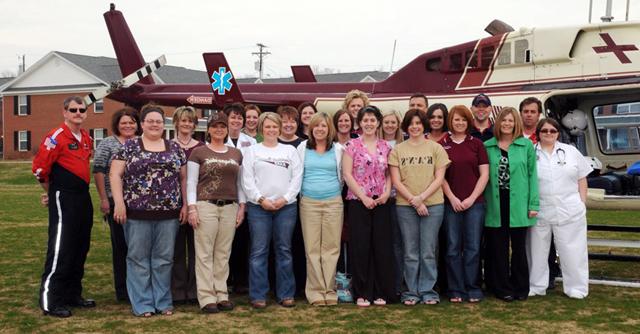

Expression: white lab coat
xmin=226 ymin=132 xmax=257 ymax=152
xmin=528 ymin=142 xmax=593 ymax=299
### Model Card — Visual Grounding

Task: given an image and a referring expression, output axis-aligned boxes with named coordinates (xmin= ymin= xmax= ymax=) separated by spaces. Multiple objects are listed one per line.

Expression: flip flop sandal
xmin=403 ymin=299 xmax=418 ymax=306
xmin=373 ymin=298 xmax=386 ymax=306
xmin=356 ymin=298 xmax=371 ymax=307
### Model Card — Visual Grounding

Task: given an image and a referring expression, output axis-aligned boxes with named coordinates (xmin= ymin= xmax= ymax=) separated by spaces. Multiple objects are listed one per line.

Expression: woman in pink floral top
xmin=342 ymin=105 xmax=396 ymax=307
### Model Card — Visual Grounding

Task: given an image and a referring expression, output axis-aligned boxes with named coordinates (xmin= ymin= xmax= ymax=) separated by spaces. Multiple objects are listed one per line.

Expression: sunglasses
xmin=67 ymin=108 xmax=87 ymax=113
xmin=540 ymin=129 xmax=558 ymax=134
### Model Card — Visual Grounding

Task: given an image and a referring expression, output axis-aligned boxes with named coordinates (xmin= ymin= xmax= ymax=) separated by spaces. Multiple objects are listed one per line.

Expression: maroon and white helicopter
xmin=93 ymin=4 xmax=640 ymax=210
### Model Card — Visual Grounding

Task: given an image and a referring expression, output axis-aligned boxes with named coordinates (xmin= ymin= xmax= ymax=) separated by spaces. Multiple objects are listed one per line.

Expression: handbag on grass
xmin=336 ymin=243 xmax=353 ymax=303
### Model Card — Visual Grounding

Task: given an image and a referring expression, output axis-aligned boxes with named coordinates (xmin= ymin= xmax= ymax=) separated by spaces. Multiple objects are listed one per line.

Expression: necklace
xmin=176 ymin=136 xmax=192 ymax=147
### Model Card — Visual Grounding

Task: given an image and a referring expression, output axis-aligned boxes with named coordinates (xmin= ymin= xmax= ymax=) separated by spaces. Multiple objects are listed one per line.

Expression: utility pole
xmin=388 ymin=39 xmax=397 ymax=77
xmin=17 ymin=54 xmax=26 ymax=74
xmin=252 ymin=43 xmax=270 ymax=80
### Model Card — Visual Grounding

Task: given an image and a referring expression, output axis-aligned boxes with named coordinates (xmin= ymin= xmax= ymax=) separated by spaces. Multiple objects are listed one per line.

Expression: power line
xmin=252 ymin=43 xmax=271 ymax=80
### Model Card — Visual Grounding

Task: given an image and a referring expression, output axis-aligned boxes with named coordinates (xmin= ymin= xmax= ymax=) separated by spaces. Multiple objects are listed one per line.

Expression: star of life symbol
xmin=211 ymin=67 xmax=233 ymax=95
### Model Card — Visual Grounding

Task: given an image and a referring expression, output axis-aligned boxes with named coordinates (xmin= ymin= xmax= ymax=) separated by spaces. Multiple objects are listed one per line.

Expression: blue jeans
xmin=123 ymin=218 xmax=179 ymax=316
xmin=247 ymin=203 xmax=297 ymax=302
xmin=444 ymin=203 xmax=485 ymax=300
xmin=396 ymin=204 xmax=444 ymax=303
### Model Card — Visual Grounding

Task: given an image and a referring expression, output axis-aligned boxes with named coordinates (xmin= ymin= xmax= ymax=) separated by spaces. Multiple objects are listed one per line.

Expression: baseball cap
xmin=472 ymin=93 xmax=492 ymax=107
xmin=207 ymin=112 xmax=228 ymax=127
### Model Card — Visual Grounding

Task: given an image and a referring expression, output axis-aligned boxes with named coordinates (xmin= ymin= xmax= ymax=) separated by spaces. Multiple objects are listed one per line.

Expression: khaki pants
xmin=299 ymin=196 xmax=343 ymax=304
xmin=194 ymin=201 xmax=237 ymax=307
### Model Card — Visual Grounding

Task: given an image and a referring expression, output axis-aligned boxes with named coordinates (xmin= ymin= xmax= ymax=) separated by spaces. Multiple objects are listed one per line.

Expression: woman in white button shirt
xmin=224 ymin=103 xmax=257 ymax=150
xmin=528 ymin=118 xmax=592 ymax=299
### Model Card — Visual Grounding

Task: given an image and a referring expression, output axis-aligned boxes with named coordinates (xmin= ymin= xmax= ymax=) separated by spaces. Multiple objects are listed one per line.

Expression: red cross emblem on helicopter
xmin=592 ymin=33 xmax=638 ymax=64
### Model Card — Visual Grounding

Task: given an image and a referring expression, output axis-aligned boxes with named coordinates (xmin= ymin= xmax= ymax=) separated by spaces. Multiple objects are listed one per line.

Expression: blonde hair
xmin=307 ymin=112 xmax=337 ymax=149
xmin=494 ymin=107 xmax=524 ymax=141
xmin=258 ymin=112 xmax=282 ymax=136
xmin=341 ymin=89 xmax=370 ymax=110
xmin=172 ymin=106 xmax=198 ymax=131
xmin=380 ymin=109 xmax=404 ymax=143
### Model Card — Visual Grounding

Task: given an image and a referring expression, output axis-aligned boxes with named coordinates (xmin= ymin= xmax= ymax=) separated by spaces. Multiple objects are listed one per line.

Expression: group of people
xmin=32 ymin=90 xmax=591 ymax=318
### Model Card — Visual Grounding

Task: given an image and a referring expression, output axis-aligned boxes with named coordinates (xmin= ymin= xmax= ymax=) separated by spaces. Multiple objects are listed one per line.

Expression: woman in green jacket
xmin=483 ymin=107 xmax=539 ymax=302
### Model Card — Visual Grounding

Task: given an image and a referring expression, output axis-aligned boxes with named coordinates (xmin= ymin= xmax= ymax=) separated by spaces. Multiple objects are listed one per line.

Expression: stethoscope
xmin=536 ymin=144 xmax=566 ymax=166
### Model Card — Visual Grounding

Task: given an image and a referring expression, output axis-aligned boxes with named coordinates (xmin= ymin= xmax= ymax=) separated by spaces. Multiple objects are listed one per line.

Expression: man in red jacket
xmin=32 ymin=96 xmax=95 ymax=318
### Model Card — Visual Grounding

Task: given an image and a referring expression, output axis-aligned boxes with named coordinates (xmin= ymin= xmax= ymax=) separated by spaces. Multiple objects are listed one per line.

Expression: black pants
xmin=229 ymin=217 xmax=250 ymax=291
xmin=291 ymin=215 xmax=307 ymax=296
xmin=484 ymin=190 xmax=529 ymax=298
xmin=39 ymin=188 xmax=93 ymax=311
xmin=172 ymin=224 xmax=197 ymax=301
xmin=548 ymin=240 xmax=560 ymax=283
xmin=107 ymin=198 xmax=128 ymax=301
xmin=347 ymin=200 xmax=397 ymax=302
xmin=336 ymin=191 xmax=352 ymax=275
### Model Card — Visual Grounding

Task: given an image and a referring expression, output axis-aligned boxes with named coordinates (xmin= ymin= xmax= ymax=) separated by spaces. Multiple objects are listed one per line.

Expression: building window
xmin=91 ymin=128 xmax=107 ymax=149
xmin=203 ymin=109 xmax=213 ymax=118
xmin=17 ymin=131 xmax=30 ymax=152
xmin=18 ymin=95 xmax=28 ymax=115
xmin=94 ymin=99 xmax=104 ymax=113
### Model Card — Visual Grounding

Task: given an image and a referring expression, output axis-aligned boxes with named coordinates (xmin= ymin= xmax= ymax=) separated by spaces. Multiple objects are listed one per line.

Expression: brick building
xmin=0 ymin=51 xmax=388 ymax=160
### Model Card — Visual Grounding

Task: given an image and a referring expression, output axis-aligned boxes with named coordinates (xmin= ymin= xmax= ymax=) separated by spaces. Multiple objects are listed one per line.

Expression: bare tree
xmin=1 ymin=70 xmax=15 ymax=78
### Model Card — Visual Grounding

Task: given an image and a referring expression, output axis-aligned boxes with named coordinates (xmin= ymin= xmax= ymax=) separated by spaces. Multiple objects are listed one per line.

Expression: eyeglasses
xmin=540 ymin=129 xmax=558 ymax=134
xmin=144 ymin=119 xmax=164 ymax=125
xmin=67 ymin=108 xmax=87 ymax=113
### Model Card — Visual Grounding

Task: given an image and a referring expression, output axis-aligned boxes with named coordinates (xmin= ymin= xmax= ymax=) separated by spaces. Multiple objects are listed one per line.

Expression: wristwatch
xmin=258 ymin=196 xmax=266 ymax=204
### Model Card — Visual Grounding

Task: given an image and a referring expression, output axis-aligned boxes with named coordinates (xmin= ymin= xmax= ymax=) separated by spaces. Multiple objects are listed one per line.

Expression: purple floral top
xmin=344 ymin=137 xmax=391 ymax=200
xmin=114 ymin=138 xmax=186 ymax=220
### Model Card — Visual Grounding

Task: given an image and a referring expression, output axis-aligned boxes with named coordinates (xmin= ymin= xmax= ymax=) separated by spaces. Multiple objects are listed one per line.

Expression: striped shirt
xmin=92 ymin=136 xmax=124 ymax=198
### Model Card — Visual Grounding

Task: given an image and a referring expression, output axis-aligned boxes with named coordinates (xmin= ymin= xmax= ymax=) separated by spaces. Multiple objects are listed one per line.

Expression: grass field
xmin=0 ymin=162 xmax=639 ymax=333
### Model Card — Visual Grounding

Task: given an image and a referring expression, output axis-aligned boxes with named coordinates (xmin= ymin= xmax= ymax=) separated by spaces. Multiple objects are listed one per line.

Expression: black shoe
xmin=66 ymin=297 xmax=96 ymax=308
xmin=43 ymin=306 xmax=72 ymax=318
xmin=515 ymin=295 xmax=528 ymax=301
xmin=202 ymin=303 xmax=219 ymax=314
xmin=498 ymin=295 xmax=514 ymax=302
xmin=217 ymin=300 xmax=235 ymax=311
xmin=547 ymin=279 xmax=556 ymax=290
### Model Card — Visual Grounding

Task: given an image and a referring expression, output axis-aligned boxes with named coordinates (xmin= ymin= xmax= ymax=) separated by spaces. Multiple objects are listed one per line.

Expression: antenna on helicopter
xmin=589 ymin=0 xmax=631 ymax=23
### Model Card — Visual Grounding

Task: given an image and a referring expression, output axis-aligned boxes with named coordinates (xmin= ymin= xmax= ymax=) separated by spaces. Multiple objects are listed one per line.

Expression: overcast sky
xmin=2 ymin=0 xmax=640 ymax=79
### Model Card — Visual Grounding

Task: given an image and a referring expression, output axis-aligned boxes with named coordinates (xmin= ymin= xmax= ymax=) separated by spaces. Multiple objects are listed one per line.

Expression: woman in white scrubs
xmin=528 ymin=118 xmax=592 ymax=299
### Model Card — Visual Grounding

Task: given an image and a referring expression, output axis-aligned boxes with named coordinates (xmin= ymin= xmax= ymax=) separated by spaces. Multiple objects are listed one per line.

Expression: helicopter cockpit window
xmin=426 ymin=57 xmax=441 ymax=72
xmin=481 ymin=46 xmax=495 ymax=69
xmin=465 ymin=50 xmax=477 ymax=68
xmin=449 ymin=53 xmax=463 ymax=71
xmin=593 ymin=103 xmax=640 ymax=154
xmin=497 ymin=42 xmax=511 ymax=65
xmin=514 ymin=39 xmax=529 ymax=64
